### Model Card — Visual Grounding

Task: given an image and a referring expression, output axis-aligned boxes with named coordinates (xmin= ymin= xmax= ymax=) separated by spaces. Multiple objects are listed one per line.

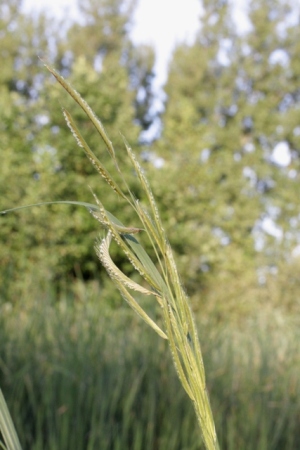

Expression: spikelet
xmin=96 ymin=232 xmax=168 ymax=340
xmin=89 ymin=193 xmax=163 ymax=291
xmin=124 ymin=140 xmax=166 ymax=238
xmin=96 ymin=232 xmax=153 ymax=296
xmin=62 ymin=109 xmax=125 ymax=199
xmin=44 ymin=63 xmax=116 ymax=161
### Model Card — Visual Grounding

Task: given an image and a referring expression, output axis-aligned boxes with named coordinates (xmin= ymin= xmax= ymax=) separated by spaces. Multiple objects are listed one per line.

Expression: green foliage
xmin=151 ymin=0 xmax=300 ymax=308
xmin=2 ymin=0 xmax=299 ymax=307
xmin=0 ymin=2 xmax=51 ymax=297
xmin=0 ymin=0 xmax=155 ymax=294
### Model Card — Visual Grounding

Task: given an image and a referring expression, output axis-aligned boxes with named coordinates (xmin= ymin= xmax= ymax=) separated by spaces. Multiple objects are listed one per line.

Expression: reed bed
xmin=0 ymin=283 xmax=299 ymax=449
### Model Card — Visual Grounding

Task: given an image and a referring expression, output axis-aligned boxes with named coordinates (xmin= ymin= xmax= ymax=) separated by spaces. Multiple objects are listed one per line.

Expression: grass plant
xmin=43 ymin=64 xmax=220 ymax=449
xmin=1 ymin=64 xmax=219 ymax=449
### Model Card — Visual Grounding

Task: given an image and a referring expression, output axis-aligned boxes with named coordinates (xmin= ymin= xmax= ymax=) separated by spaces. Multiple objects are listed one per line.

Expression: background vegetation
xmin=1 ymin=0 xmax=300 ymax=448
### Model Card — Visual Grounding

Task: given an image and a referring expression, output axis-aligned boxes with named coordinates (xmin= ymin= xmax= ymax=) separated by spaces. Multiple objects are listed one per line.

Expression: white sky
xmin=131 ymin=0 xmax=201 ymax=85
xmin=22 ymin=0 xmax=202 ymax=87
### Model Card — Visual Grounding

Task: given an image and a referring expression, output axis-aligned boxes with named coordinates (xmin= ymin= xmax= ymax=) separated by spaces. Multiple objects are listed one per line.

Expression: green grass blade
xmin=0 ymin=201 xmax=99 ymax=215
xmin=0 ymin=389 xmax=22 ymax=450
xmin=116 ymin=280 xmax=168 ymax=340
xmin=122 ymin=234 xmax=167 ymax=294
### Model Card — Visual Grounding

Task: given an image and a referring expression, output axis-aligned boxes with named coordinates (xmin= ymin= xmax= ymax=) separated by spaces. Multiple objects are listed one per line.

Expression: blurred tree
xmin=150 ymin=0 xmax=258 ymax=298
xmin=150 ymin=0 xmax=300 ymax=312
xmin=61 ymin=0 xmax=156 ymax=133
xmin=0 ymin=0 xmax=56 ymax=298
xmin=2 ymin=0 xmax=300 ymax=314
xmin=232 ymin=0 xmax=300 ymax=267
xmin=33 ymin=0 xmax=150 ymax=283
xmin=128 ymin=43 xmax=156 ymax=133
xmin=0 ymin=0 xmax=156 ymax=296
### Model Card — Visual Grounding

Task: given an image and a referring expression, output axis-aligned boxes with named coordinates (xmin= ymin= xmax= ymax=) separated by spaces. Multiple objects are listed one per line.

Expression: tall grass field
xmin=0 ymin=279 xmax=299 ymax=449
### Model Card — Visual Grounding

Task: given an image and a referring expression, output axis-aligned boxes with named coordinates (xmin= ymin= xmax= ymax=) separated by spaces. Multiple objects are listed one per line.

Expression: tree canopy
xmin=1 ymin=0 xmax=299 ymax=315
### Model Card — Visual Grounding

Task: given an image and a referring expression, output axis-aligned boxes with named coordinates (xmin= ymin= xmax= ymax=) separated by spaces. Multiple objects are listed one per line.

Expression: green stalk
xmin=0 ymin=389 xmax=22 ymax=450
xmin=43 ymin=63 xmax=220 ymax=450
